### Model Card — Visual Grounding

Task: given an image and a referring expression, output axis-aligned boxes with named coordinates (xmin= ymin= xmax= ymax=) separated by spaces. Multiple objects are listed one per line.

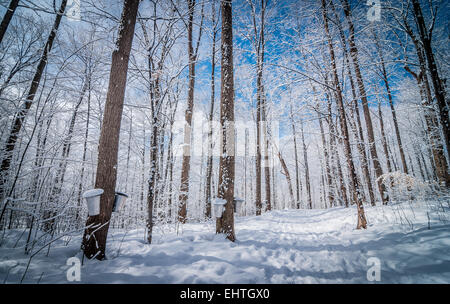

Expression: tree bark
xmin=317 ymin=110 xmax=334 ymax=208
xmin=81 ymin=0 xmax=139 ymax=260
xmin=373 ymin=31 xmax=407 ymax=174
xmin=178 ymin=0 xmax=204 ymax=223
xmin=289 ymin=103 xmax=301 ymax=208
xmin=329 ymin=0 xmax=375 ymax=206
xmin=0 ymin=0 xmax=19 ymax=45
xmin=262 ymin=95 xmax=271 ymax=211
xmin=322 ymin=0 xmax=366 ymax=228
xmin=205 ymin=0 xmax=218 ymax=218
xmin=277 ymin=150 xmax=295 ymax=205
xmin=341 ymin=0 xmax=387 ymax=204
xmin=300 ymin=120 xmax=312 ymax=209
xmin=378 ymin=100 xmax=393 ymax=173
xmin=411 ymin=0 xmax=450 ymax=162
xmin=216 ymin=0 xmax=235 ymax=242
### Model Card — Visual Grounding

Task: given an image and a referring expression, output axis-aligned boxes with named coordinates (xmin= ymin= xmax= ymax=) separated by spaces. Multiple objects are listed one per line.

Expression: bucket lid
xmin=212 ymin=198 xmax=227 ymax=205
xmin=83 ymin=188 xmax=104 ymax=198
xmin=115 ymin=191 xmax=128 ymax=197
xmin=234 ymin=197 xmax=244 ymax=202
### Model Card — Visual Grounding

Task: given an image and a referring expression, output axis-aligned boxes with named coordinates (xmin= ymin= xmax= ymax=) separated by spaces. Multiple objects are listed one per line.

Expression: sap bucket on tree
xmin=113 ymin=192 xmax=128 ymax=212
xmin=82 ymin=189 xmax=104 ymax=216
xmin=212 ymin=198 xmax=227 ymax=218
xmin=233 ymin=198 xmax=244 ymax=214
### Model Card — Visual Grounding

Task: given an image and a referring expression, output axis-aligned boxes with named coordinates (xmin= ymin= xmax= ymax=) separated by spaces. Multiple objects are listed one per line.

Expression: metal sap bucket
xmin=212 ymin=198 xmax=227 ymax=218
xmin=233 ymin=198 xmax=244 ymax=214
xmin=112 ymin=192 xmax=128 ymax=212
xmin=83 ymin=188 xmax=104 ymax=216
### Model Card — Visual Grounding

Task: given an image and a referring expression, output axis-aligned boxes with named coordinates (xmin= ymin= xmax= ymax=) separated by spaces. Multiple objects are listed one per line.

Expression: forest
xmin=0 ymin=0 xmax=449 ymax=284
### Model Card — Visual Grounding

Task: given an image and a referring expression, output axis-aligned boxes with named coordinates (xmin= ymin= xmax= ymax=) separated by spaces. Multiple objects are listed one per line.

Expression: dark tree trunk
xmin=0 ymin=0 xmax=19 ymax=44
xmin=412 ymin=0 xmax=450 ymax=162
xmin=289 ymin=104 xmax=301 ymax=208
xmin=205 ymin=0 xmax=218 ymax=218
xmin=179 ymin=0 xmax=204 ymax=223
xmin=300 ymin=120 xmax=312 ymax=209
xmin=216 ymin=0 xmax=235 ymax=242
xmin=81 ymin=0 xmax=139 ymax=260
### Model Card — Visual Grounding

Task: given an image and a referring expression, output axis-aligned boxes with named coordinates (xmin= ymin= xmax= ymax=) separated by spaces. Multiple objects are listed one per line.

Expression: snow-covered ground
xmin=1 ymin=201 xmax=449 ymax=284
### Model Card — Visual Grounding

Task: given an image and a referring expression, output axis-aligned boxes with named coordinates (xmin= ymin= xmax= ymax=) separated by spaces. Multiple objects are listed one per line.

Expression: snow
xmin=1 ymin=201 xmax=449 ymax=283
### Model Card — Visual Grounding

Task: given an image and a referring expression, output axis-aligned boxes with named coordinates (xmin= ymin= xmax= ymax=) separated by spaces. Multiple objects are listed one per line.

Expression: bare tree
xmin=205 ymin=0 xmax=219 ymax=218
xmin=178 ymin=0 xmax=205 ymax=223
xmin=321 ymin=0 xmax=367 ymax=228
xmin=340 ymin=0 xmax=387 ymax=204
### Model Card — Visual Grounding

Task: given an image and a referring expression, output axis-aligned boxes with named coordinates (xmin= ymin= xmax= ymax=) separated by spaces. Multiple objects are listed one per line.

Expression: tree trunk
xmin=322 ymin=0 xmax=366 ymax=228
xmin=378 ymin=100 xmax=393 ymax=173
xmin=205 ymin=0 xmax=218 ymax=218
xmin=0 ymin=0 xmax=19 ymax=44
xmin=317 ymin=111 xmax=334 ymax=208
xmin=289 ymin=103 xmax=301 ymax=208
xmin=411 ymin=0 xmax=450 ymax=161
xmin=81 ymin=0 xmax=139 ymax=260
xmin=216 ymin=0 xmax=235 ymax=242
xmin=341 ymin=0 xmax=386 ymax=204
xmin=178 ymin=0 xmax=204 ymax=223
xmin=262 ymin=95 xmax=271 ymax=211
xmin=330 ymin=2 xmax=375 ymax=206
xmin=76 ymin=78 xmax=92 ymax=225
xmin=277 ymin=150 xmax=295 ymax=205
xmin=300 ymin=120 xmax=312 ymax=209
xmin=373 ymin=31 xmax=407 ymax=174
